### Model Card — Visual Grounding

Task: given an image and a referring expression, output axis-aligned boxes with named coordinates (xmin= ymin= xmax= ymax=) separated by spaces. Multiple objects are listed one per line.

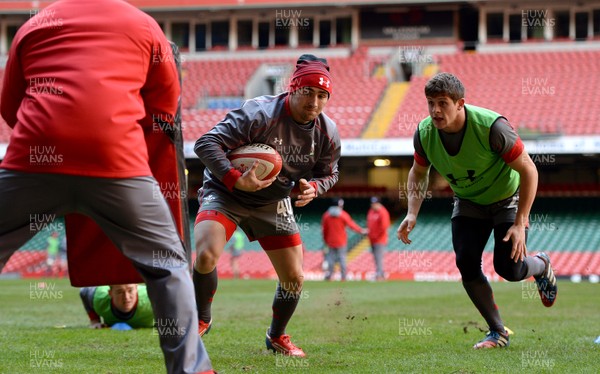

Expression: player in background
xmin=80 ymin=284 xmax=154 ymax=329
xmin=228 ymin=229 xmax=245 ymax=279
xmin=366 ymin=197 xmax=391 ymax=281
xmin=0 ymin=1 xmax=213 ymax=372
xmin=45 ymin=231 xmax=60 ymax=273
xmin=193 ymin=54 xmax=341 ymax=357
xmin=321 ymin=198 xmax=367 ymax=281
xmin=397 ymin=73 xmax=557 ymax=349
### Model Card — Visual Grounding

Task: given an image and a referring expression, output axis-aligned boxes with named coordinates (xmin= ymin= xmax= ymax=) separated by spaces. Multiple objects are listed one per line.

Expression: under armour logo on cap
xmin=288 ymin=55 xmax=333 ymax=96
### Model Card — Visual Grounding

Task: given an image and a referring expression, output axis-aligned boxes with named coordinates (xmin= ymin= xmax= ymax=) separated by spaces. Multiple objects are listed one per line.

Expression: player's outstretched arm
xmin=504 ymin=151 xmax=538 ymax=262
xmin=79 ymin=287 xmax=107 ymax=329
xmin=397 ymin=160 xmax=430 ymax=244
xmin=343 ymin=211 xmax=366 ymax=234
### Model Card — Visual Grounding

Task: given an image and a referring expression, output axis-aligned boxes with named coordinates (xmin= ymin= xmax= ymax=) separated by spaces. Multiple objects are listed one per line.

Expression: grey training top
xmin=195 ymin=92 xmax=341 ymax=207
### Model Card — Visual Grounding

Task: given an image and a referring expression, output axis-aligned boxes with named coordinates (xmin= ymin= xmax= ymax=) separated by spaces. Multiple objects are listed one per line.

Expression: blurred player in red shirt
xmin=367 ymin=197 xmax=391 ymax=281
xmin=321 ymin=198 xmax=367 ymax=281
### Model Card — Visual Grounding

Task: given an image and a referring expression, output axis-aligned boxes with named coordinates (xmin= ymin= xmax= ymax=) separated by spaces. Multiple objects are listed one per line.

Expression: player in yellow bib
xmin=397 ymin=73 xmax=557 ymax=349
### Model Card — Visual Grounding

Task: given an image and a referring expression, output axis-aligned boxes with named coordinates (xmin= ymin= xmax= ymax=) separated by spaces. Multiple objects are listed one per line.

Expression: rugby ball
xmin=227 ymin=143 xmax=282 ymax=180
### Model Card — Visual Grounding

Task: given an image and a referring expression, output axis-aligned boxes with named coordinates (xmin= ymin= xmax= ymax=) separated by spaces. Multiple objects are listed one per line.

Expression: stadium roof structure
xmin=128 ymin=0 xmax=474 ymax=10
xmin=2 ymin=0 xmax=482 ymax=13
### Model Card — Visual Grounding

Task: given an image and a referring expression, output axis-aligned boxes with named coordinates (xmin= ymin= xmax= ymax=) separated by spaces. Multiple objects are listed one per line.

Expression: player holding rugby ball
xmin=193 ymin=54 xmax=341 ymax=357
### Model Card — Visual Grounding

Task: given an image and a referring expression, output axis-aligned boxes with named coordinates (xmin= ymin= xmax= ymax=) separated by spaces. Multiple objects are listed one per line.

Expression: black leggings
xmin=452 ymin=216 xmax=529 ymax=282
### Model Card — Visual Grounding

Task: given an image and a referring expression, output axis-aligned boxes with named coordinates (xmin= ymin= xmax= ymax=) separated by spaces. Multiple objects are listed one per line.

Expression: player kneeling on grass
xmin=80 ymin=284 xmax=154 ymax=329
xmin=397 ymin=72 xmax=557 ymax=349
xmin=193 ymin=54 xmax=341 ymax=357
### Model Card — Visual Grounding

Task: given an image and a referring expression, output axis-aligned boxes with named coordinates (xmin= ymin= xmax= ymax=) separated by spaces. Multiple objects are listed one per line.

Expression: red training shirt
xmin=0 ymin=0 xmax=179 ymax=178
xmin=367 ymin=204 xmax=391 ymax=246
xmin=321 ymin=207 xmax=364 ymax=248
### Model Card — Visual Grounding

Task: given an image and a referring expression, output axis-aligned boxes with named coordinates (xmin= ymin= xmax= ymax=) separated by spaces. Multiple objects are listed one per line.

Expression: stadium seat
xmin=385 ymin=50 xmax=600 ymax=137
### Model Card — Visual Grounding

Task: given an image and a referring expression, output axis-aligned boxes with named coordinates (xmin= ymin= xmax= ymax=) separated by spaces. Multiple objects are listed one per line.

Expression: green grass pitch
xmin=0 ymin=278 xmax=599 ymax=373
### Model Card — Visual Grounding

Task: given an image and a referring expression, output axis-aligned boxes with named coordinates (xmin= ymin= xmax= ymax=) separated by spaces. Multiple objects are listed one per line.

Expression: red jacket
xmin=321 ymin=206 xmax=364 ymax=248
xmin=367 ymin=204 xmax=391 ymax=245
xmin=0 ymin=0 xmax=179 ymax=178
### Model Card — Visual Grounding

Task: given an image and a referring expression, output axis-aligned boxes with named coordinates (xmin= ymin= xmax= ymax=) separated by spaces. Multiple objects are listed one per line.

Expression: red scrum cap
xmin=289 ymin=54 xmax=332 ymax=97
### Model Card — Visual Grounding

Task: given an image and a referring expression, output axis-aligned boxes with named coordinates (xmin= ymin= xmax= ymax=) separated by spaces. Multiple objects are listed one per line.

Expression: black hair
xmin=296 ymin=54 xmax=330 ymax=71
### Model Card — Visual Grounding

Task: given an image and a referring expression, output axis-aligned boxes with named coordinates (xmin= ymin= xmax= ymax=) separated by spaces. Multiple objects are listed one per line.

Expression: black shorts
xmin=452 ymin=192 xmax=519 ymax=225
xmin=195 ymin=187 xmax=301 ymax=250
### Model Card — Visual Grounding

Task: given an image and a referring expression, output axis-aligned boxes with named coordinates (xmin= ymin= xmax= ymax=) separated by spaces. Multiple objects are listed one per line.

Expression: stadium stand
xmin=385 ymin=75 xmax=431 ymax=138
xmin=325 ymin=49 xmax=387 ymax=138
xmin=179 ymin=50 xmax=387 ymax=140
xmin=441 ymin=51 xmax=600 ymax=135
xmin=386 ymin=50 xmax=600 ymax=137
xmin=181 ymin=58 xmax=274 ymax=108
xmin=182 ymin=108 xmax=230 ymax=139
xmin=4 ymin=198 xmax=598 ymax=281
xmin=2 ymin=44 xmax=599 ymax=281
xmin=3 ymin=49 xmax=598 ymax=143
xmin=344 ymin=197 xmax=600 ymax=280
xmin=1 ymin=1 xmax=599 ymax=283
